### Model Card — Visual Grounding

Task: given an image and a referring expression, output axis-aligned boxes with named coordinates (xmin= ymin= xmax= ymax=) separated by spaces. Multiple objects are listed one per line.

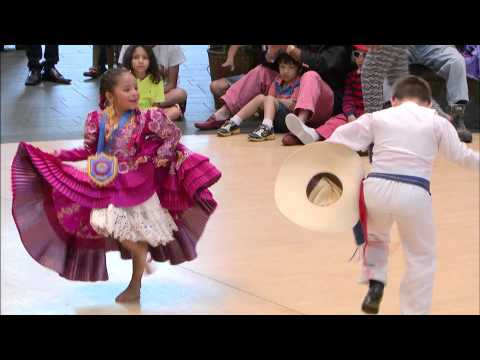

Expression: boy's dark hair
xmin=392 ymin=75 xmax=432 ymax=104
xmin=121 ymin=45 xmax=163 ymax=84
xmin=99 ymin=67 xmax=132 ymax=109
xmin=276 ymin=52 xmax=302 ymax=70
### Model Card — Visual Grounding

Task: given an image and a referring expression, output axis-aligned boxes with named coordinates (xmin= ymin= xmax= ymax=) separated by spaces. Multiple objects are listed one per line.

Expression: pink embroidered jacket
xmin=55 ymin=108 xmax=180 ymax=169
xmin=52 ymin=107 xmax=183 ymax=208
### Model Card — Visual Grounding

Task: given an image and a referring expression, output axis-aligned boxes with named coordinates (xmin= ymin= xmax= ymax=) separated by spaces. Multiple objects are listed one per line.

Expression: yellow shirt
xmin=137 ymin=75 xmax=165 ymax=110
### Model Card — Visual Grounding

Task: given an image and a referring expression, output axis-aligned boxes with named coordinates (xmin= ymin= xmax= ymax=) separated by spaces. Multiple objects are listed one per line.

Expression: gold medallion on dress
xmin=87 ymin=152 xmax=119 ymax=187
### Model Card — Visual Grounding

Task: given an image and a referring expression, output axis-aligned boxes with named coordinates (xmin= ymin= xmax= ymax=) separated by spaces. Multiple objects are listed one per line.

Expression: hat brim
xmin=274 ymin=142 xmax=364 ymax=233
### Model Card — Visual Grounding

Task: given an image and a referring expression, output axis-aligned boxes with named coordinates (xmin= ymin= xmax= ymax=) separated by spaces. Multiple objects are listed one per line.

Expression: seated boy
xmin=217 ymin=52 xmax=303 ymax=142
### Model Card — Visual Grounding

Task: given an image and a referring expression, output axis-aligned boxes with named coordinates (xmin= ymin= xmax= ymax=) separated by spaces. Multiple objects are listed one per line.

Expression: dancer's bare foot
xmin=115 ymin=285 xmax=141 ymax=303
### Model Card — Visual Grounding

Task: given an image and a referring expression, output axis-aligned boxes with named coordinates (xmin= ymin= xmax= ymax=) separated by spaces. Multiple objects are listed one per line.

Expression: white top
xmin=118 ymin=45 xmax=186 ymax=86
xmin=327 ymin=101 xmax=479 ymax=180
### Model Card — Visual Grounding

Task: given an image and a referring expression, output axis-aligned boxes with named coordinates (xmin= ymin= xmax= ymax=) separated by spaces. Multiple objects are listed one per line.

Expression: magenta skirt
xmin=11 ymin=142 xmax=221 ymax=282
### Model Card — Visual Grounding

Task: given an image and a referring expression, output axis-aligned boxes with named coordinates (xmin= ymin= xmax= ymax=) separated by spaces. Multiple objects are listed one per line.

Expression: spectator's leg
xmin=413 ymin=45 xmax=469 ymax=105
xmin=195 ymin=65 xmax=277 ymax=130
xmin=25 ymin=45 xmax=43 ymax=86
xmin=160 ymin=88 xmax=188 ymax=108
xmin=282 ymin=71 xmax=334 ymax=146
xmin=112 ymin=45 xmax=121 ymax=66
xmin=362 ymin=45 xmax=398 ymax=113
xmin=210 ymin=78 xmax=231 ymax=98
xmin=407 ymin=45 xmax=455 ymax=120
xmin=363 ymin=46 xmax=408 ymax=161
xmin=384 ymin=45 xmax=409 ymax=87
xmin=427 ymin=46 xmax=471 ymax=139
xmin=26 ymin=45 xmax=43 ymax=70
xmin=98 ymin=46 xmax=108 ymax=71
xmin=43 ymin=45 xmax=59 ymax=69
xmin=296 ymin=71 xmax=334 ymax=128
xmin=164 ymin=105 xmax=182 ymax=121
xmin=92 ymin=45 xmax=101 ymax=69
xmin=218 ymin=95 xmax=266 ymax=137
xmin=41 ymin=45 xmax=71 ymax=85
xmin=105 ymin=46 xmax=115 ymax=69
xmin=220 ymin=65 xmax=278 ymax=115
xmin=248 ymin=96 xmax=279 ymax=142
xmin=315 ymin=113 xmax=348 ymax=140
xmin=285 ymin=113 xmax=347 ymax=145
xmin=84 ymin=46 xmax=107 ymax=78
xmin=386 ymin=46 xmax=445 ymax=117
xmin=234 ymin=94 xmax=265 ymax=121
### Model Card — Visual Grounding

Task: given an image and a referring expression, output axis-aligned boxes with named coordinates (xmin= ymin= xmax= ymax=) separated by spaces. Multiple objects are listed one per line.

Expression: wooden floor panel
xmin=1 ymin=134 xmax=478 ymax=314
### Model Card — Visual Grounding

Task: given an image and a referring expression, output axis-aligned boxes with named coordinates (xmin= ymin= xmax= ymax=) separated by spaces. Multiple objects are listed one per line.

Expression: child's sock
xmin=230 ymin=115 xmax=243 ymax=126
xmin=214 ymin=107 xmax=231 ymax=121
xmin=262 ymin=118 xmax=273 ymax=129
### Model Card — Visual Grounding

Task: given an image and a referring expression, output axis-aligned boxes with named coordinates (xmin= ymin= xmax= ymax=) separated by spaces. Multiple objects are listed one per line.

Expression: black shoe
xmin=83 ymin=67 xmax=106 ymax=78
xmin=25 ymin=68 xmax=42 ymax=86
xmin=361 ymin=280 xmax=384 ymax=314
xmin=42 ymin=66 xmax=72 ymax=84
xmin=248 ymin=124 xmax=275 ymax=142
xmin=449 ymin=104 xmax=472 ymax=144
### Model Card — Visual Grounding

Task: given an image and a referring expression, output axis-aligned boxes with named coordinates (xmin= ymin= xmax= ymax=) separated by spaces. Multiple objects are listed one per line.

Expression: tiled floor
xmin=1 ymin=46 xmax=479 ymax=315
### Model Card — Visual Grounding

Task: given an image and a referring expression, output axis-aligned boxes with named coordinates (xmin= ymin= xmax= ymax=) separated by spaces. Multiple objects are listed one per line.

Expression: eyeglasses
xmin=353 ymin=51 xmax=366 ymax=58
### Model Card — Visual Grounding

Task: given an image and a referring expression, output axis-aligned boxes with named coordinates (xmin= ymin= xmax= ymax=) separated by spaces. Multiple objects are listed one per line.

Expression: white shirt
xmin=327 ymin=101 xmax=479 ymax=180
xmin=118 ymin=45 xmax=186 ymax=86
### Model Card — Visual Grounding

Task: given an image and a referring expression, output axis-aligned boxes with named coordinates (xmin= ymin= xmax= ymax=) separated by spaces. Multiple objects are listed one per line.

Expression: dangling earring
xmin=105 ymin=97 xmax=116 ymax=120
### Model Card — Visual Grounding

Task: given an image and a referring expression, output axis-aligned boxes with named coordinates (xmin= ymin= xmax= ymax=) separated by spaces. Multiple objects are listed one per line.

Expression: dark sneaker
xmin=454 ymin=119 xmax=473 ymax=143
xmin=449 ymin=103 xmax=472 ymax=143
xmin=361 ymin=280 xmax=385 ymax=315
xmin=248 ymin=124 xmax=275 ymax=142
xmin=217 ymin=120 xmax=240 ymax=137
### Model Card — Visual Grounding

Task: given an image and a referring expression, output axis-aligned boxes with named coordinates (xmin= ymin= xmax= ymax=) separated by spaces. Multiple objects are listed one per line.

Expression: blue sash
xmin=97 ymin=110 xmax=133 ymax=154
xmin=367 ymin=172 xmax=431 ymax=195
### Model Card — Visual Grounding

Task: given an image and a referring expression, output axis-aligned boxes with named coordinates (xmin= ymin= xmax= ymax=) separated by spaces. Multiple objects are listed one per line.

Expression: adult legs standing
xmin=43 ymin=45 xmax=59 ymax=69
xmin=25 ymin=45 xmax=71 ymax=86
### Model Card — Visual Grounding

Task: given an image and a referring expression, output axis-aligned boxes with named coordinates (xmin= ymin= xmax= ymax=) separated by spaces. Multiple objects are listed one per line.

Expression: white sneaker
xmin=285 ymin=113 xmax=319 ymax=145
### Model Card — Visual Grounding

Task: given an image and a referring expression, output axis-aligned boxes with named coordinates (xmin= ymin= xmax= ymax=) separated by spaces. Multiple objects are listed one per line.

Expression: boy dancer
xmin=326 ymin=75 xmax=479 ymax=314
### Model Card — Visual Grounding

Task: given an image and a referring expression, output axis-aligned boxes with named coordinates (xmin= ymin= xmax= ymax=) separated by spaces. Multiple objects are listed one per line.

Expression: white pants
xmin=361 ymin=178 xmax=436 ymax=315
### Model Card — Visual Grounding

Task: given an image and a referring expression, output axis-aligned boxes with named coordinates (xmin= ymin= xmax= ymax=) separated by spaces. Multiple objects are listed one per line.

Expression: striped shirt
xmin=342 ymin=70 xmax=364 ymax=118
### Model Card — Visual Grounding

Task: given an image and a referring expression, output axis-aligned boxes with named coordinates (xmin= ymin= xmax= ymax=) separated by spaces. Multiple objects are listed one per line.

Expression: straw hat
xmin=274 ymin=142 xmax=364 ymax=233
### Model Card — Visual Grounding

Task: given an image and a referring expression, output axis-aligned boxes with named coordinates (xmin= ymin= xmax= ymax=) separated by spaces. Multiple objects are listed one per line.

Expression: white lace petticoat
xmin=90 ymin=193 xmax=178 ymax=247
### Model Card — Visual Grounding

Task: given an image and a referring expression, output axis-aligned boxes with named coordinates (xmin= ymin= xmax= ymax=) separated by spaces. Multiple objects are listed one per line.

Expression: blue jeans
xmin=409 ymin=45 xmax=469 ymax=104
